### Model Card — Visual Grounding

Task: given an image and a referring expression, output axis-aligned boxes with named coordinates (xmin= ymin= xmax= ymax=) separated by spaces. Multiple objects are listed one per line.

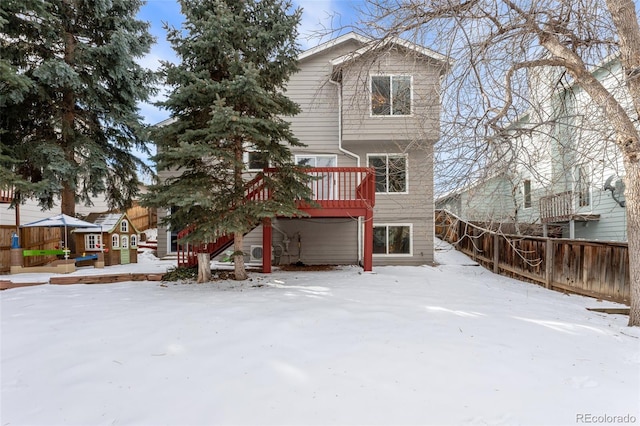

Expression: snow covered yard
xmin=1 ymin=242 xmax=639 ymax=426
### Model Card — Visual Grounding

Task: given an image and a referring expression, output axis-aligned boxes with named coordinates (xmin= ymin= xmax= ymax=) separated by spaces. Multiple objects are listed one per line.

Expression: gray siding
xmin=286 ymin=40 xmax=361 ymax=154
xmin=347 ymin=143 xmax=435 ymax=266
xmin=340 ymin=49 xmax=442 ymax=143
xmin=154 ymin=35 xmax=443 ymax=267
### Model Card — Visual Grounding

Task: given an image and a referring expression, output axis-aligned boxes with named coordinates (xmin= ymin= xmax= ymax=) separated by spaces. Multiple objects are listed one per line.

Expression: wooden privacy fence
xmin=435 ymin=209 xmax=630 ymax=304
xmin=0 ymin=225 xmax=62 ymax=272
xmin=126 ymin=204 xmax=157 ymax=232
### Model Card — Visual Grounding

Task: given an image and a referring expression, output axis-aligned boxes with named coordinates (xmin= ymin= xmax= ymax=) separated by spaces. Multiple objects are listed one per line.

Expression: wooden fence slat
xmin=435 ymin=209 xmax=630 ymax=305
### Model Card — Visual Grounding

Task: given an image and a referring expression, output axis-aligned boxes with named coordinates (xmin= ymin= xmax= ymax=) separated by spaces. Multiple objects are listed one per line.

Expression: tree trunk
xmin=197 ymin=252 xmax=211 ymax=283
xmin=233 ymin=233 xmax=248 ymax=281
xmin=624 ymin=158 xmax=640 ymax=326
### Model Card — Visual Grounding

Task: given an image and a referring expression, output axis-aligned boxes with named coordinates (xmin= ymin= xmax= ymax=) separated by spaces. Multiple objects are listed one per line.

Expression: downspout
xmin=329 ymin=76 xmax=363 ymax=265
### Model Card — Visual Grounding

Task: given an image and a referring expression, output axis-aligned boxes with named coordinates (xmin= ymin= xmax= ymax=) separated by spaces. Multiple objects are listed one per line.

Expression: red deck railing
xmin=177 ymin=167 xmax=375 ymax=268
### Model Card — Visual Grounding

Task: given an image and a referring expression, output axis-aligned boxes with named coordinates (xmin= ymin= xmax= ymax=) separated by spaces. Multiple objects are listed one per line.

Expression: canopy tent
xmin=21 ymin=214 xmax=101 ymax=258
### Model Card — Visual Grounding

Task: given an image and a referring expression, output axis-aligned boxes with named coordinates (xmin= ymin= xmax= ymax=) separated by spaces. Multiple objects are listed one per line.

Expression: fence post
xmin=493 ymin=233 xmax=500 ymax=273
xmin=545 ymin=238 xmax=553 ymax=289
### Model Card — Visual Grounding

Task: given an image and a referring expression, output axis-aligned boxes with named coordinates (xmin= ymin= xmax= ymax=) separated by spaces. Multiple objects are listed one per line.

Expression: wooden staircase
xmin=176 ymin=167 xmax=376 ymax=270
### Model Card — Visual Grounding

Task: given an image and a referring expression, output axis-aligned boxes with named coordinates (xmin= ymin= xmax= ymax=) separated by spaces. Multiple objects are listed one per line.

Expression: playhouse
xmin=74 ymin=212 xmax=140 ymax=266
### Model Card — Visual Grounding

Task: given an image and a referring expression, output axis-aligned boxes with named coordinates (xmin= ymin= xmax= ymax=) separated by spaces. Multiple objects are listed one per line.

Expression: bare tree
xmin=352 ymin=0 xmax=640 ymax=325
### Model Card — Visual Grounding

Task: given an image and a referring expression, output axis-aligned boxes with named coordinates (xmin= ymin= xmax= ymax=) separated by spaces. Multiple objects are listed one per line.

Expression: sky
xmin=135 ymin=0 xmax=365 ymax=127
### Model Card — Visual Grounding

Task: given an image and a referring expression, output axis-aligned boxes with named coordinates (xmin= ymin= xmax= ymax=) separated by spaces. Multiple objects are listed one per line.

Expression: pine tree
xmin=143 ymin=0 xmax=312 ymax=282
xmin=0 ymin=0 xmax=156 ymax=216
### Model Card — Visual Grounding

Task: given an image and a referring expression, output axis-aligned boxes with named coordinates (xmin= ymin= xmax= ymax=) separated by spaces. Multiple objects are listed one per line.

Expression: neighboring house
xmin=436 ymin=57 xmax=629 ymax=241
xmin=156 ymin=32 xmax=449 ymax=269
xmin=74 ymin=212 xmax=140 ymax=266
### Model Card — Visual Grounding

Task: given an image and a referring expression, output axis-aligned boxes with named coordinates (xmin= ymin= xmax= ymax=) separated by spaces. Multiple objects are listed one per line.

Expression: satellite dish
xmin=603 ymin=174 xmax=625 ymax=207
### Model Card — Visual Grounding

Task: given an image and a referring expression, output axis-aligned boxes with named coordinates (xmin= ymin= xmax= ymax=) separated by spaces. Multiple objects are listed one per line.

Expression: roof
xmin=299 ymin=32 xmax=450 ymax=73
xmin=74 ymin=212 xmax=140 ymax=234
xmin=329 ymin=34 xmax=450 ymax=71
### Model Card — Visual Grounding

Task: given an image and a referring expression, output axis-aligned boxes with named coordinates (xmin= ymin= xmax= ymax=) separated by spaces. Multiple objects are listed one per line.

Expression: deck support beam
xmin=262 ymin=218 xmax=272 ymax=273
xmin=363 ymin=209 xmax=373 ymax=272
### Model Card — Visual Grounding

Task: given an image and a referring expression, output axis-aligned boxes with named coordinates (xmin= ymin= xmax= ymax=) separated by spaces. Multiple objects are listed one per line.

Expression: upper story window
xmin=371 ymin=75 xmax=412 ymax=116
xmin=523 ymin=179 xmax=532 ymax=209
xmin=120 ymin=220 xmax=129 ymax=233
xmin=244 ymin=151 xmax=269 ymax=172
xmin=576 ymin=165 xmax=591 ymax=207
xmin=368 ymin=154 xmax=407 ymax=194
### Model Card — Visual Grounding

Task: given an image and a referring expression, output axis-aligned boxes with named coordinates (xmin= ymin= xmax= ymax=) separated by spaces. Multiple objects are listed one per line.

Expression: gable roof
xmin=299 ymin=32 xmax=450 ymax=73
xmin=74 ymin=212 xmax=140 ymax=234
xmin=329 ymin=34 xmax=450 ymax=71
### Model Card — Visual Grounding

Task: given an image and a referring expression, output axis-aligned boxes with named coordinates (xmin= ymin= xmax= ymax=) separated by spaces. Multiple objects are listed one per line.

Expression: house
xmin=436 ymin=57 xmax=630 ymax=242
xmin=155 ymin=32 xmax=449 ymax=270
xmin=73 ymin=212 xmax=140 ymax=266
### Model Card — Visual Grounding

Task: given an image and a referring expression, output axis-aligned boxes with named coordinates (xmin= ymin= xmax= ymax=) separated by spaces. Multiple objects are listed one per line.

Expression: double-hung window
xmin=368 ymin=154 xmax=407 ymax=193
xmin=371 ymin=75 xmax=412 ymax=116
xmin=373 ymin=224 xmax=412 ymax=255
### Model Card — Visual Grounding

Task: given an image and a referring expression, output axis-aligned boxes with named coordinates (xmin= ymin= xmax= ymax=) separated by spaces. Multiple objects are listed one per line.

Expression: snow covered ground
xmin=1 ymin=240 xmax=639 ymax=426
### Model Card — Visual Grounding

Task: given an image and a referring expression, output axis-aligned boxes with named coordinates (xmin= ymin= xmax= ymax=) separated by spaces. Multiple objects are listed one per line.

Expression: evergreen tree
xmin=0 ymin=0 xmax=156 ymax=216
xmin=143 ymin=0 xmax=312 ymax=281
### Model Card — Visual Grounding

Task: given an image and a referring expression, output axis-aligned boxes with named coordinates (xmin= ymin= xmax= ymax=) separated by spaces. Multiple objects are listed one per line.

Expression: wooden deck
xmin=177 ymin=167 xmax=376 ymax=272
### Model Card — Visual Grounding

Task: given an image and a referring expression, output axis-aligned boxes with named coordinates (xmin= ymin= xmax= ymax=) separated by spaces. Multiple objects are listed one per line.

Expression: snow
xmin=2 ymin=240 xmax=639 ymax=426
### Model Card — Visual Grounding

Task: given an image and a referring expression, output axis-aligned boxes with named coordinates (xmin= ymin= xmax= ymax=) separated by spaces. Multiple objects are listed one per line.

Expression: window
xmin=371 ymin=75 xmax=412 ymax=116
xmin=120 ymin=220 xmax=129 ymax=233
xmin=112 ymin=234 xmax=120 ymax=249
xmin=244 ymin=151 xmax=269 ymax=171
xmin=121 ymin=235 xmax=129 ymax=249
xmin=368 ymin=154 xmax=407 ymax=193
xmin=130 ymin=234 xmax=138 ymax=247
xmin=295 ymin=155 xmax=337 ymax=200
xmin=373 ymin=224 xmax=412 ymax=255
xmin=295 ymin=155 xmax=336 ymax=168
xmin=84 ymin=234 xmax=102 ymax=251
xmin=523 ymin=180 xmax=532 ymax=209
xmin=576 ymin=165 xmax=591 ymax=207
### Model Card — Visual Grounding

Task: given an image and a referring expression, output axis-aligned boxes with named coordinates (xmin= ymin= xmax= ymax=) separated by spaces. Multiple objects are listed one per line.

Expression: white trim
xmin=372 ymin=223 xmax=414 ymax=257
xmin=112 ymin=234 xmax=120 ymax=249
xmin=298 ymin=32 xmax=370 ymax=61
xmin=84 ymin=234 xmax=102 ymax=251
xmin=244 ymin=150 xmax=269 ymax=172
xmin=369 ymin=74 xmax=414 ymax=117
xmin=166 ymin=207 xmax=178 ymax=254
xmin=294 ymin=154 xmax=338 ymax=167
xmin=330 ymin=35 xmax=449 ymax=68
xmin=366 ymin=153 xmax=409 ymax=194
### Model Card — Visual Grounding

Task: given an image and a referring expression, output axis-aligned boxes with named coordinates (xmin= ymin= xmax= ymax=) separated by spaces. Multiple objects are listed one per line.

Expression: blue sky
xmin=136 ymin=0 xmax=364 ymax=126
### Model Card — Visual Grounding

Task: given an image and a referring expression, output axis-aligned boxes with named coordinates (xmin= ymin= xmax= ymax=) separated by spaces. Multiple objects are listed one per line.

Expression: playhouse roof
xmin=74 ymin=212 xmax=139 ymax=234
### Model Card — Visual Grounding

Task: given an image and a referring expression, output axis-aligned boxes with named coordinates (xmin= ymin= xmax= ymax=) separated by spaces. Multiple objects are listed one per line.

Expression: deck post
xmin=363 ymin=209 xmax=373 ymax=272
xmin=262 ymin=218 xmax=272 ymax=273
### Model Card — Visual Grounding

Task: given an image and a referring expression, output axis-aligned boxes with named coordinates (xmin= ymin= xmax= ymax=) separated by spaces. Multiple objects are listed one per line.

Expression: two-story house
xmin=436 ymin=57 xmax=629 ymax=241
xmin=156 ymin=32 xmax=449 ymax=271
